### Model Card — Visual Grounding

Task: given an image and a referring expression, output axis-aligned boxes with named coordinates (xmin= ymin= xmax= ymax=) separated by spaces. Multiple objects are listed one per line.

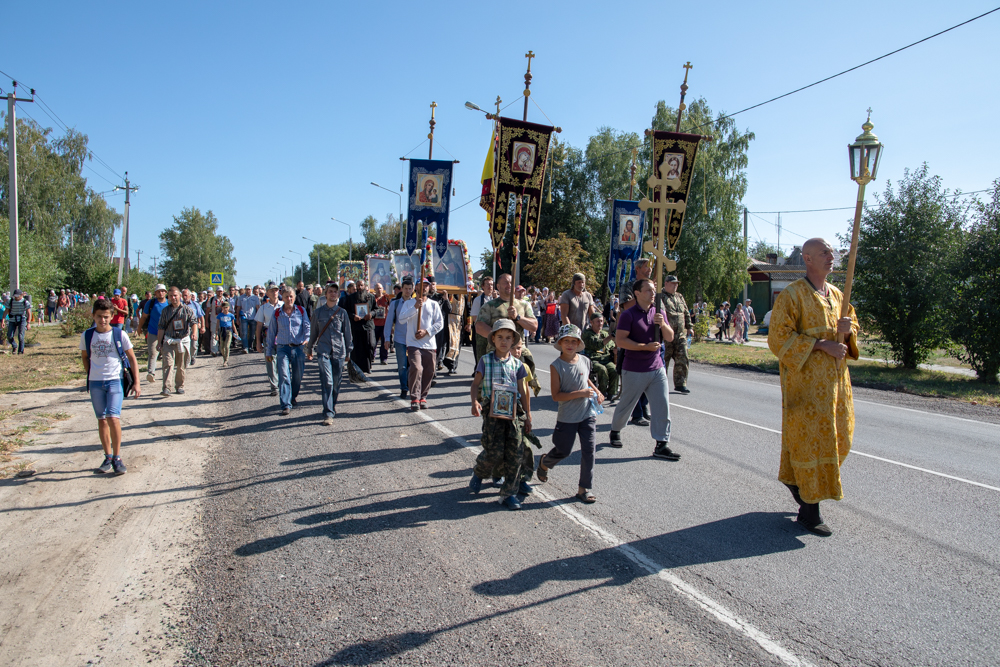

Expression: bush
xmin=692 ymin=309 xmax=712 ymax=342
xmin=60 ymin=306 xmax=94 ymax=337
xmin=951 ymin=180 xmax=1000 ymax=384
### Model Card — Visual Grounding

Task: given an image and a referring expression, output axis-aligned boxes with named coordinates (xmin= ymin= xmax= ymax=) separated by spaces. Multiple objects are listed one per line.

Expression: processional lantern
xmin=848 ymin=110 xmax=883 ymax=184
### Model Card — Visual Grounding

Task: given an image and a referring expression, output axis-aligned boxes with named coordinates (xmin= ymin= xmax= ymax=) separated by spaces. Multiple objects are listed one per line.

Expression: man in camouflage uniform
xmin=582 ymin=312 xmax=618 ymax=398
xmin=661 ymin=275 xmax=693 ymax=394
xmin=475 ymin=274 xmax=540 ymax=393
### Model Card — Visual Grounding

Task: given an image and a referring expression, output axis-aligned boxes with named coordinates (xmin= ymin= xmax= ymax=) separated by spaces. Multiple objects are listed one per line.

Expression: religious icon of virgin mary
xmin=418 ymin=177 xmax=439 ymax=204
xmin=512 ymin=142 xmax=535 ymax=174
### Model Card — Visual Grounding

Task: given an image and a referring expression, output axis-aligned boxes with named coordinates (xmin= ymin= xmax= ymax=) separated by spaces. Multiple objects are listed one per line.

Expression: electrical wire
xmin=450 ymin=194 xmax=483 ymax=213
xmin=687 ymin=6 xmax=1000 ymax=133
xmin=750 ymin=189 xmax=992 ymax=214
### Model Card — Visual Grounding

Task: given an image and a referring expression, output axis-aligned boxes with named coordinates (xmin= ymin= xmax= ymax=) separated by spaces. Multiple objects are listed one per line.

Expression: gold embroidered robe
xmin=768 ymin=279 xmax=860 ymax=503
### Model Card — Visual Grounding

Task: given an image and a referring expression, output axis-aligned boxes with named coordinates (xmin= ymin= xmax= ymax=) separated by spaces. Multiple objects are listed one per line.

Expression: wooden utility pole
xmin=6 ymin=82 xmax=35 ymax=292
xmin=115 ymin=172 xmax=140 ymax=285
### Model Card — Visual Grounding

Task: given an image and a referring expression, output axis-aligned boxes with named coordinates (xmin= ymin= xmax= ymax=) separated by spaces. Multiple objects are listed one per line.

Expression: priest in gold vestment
xmin=768 ymin=238 xmax=859 ymax=536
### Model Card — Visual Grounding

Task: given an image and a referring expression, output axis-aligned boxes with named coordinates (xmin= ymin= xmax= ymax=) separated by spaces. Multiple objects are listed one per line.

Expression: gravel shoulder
xmin=0 ymin=360 xmax=222 ymax=666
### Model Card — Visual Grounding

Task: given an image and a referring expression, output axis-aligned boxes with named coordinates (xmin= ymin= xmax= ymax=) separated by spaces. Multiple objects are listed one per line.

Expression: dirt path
xmin=0 ymin=355 xmax=225 ymax=666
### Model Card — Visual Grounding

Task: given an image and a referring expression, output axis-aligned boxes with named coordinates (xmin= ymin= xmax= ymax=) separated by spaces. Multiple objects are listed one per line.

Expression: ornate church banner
xmin=646 ymin=131 xmax=702 ymax=250
xmin=489 ymin=117 xmax=554 ymax=252
xmin=607 ymin=200 xmax=646 ymax=297
xmin=406 ymin=159 xmax=454 ymax=258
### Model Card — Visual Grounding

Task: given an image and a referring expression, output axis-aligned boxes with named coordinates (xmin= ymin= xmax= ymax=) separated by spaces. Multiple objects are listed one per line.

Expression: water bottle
xmin=588 ymin=394 xmax=604 ymax=417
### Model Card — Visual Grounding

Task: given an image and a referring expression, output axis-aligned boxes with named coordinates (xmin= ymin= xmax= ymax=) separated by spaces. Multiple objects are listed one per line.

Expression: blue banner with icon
xmin=406 ymin=159 xmax=453 ymax=258
xmin=607 ymin=200 xmax=645 ymax=297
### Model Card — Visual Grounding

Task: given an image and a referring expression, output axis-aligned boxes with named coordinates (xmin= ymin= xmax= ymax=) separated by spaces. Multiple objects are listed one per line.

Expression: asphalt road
xmin=186 ymin=340 xmax=1000 ymax=667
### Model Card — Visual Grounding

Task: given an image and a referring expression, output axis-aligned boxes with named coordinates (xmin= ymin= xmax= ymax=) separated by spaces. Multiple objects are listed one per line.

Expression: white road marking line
xmin=689 ymin=368 xmax=997 ymax=427
xmin=366 ymin=376 xmax=815 ymax=667
xmin=671 ymin=404 xmax=1000 ymax=493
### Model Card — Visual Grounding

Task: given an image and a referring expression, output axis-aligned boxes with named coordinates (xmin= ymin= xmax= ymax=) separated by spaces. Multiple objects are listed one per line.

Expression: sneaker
xmin=410 ymin=401 xmax=419 ymax=412
xmin=675 ymin=385 xmax=691 ymax=394
xmin=189 ymin=359 xmax=196 ymax=366
xmin=160 ymin=388 xmax=170 ymax=396
xmin=146 ymin=372 xmax=155 ymax=383
xmin=609 ymin=430 xmax=623 ymax=448
xmin=97 ymin=455 xmax=114 ymax=474
xmin=176 ymin=387 xmax=185 ymax=395
xmin=280 ymin=407 xmax=290 ymax=416
xmin=500 ymin=495 xmax=522 ymax=511
xmin=518 ymin=481 xmax=533 ymax=496
xmin=322 ymin=417 xmax=334 ymax=426
xmin=399 ymin=390 xmax=407 ymax=399
xmin=652 ymin=442 xmax=681 ymax=461
xmin=630 ymin=417 xmax=650 ymax=426
xmin=419 ymin=400 xmax=428 ymax=410
xmin=270 ymin=388 xmax=278 ymax=396
xmin=469 ymin=474 xmax=483 ymax=494
xmin=111 ymin=456 xmax=127 ymax=475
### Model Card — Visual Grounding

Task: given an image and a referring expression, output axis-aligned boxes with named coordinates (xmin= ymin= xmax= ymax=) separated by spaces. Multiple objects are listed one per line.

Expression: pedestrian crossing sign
xmin=210 ymin=272 xmax=224 ymax=286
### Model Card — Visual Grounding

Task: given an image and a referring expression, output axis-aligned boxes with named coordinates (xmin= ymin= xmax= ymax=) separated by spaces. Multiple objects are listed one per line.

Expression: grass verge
xmin=0 ymin=410 xmax=72 ymax=477
xmin=0 ymin=326 xmax=149 ymax=394
xmin=688 ymin=342 xmax=1000 ymax=408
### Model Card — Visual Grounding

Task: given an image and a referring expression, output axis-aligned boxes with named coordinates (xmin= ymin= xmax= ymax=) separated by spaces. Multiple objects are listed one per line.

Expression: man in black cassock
xmin=346 ymin=279 xmax=377 ymax=373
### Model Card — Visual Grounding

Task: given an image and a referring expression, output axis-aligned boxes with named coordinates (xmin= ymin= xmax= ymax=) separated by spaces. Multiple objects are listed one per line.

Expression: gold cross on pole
xmin=525 ymin=50 xmax=535 ymax=71
xmin=428 ymin=101 xmax=437 ymax=158
xmin=639 ymin=154 xmax=684 ymax=290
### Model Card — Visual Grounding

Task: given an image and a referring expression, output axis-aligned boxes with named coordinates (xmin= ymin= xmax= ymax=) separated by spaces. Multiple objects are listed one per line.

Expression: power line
xmin=688 ymin=6 xmax=1000 ymax=133
xmin=749 ymin=189 xmax=992 ymax=214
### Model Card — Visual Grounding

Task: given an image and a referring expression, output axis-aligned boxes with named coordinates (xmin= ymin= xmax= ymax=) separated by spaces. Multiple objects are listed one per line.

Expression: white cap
xmin=154 ymin=284 xmax=167 ymax=292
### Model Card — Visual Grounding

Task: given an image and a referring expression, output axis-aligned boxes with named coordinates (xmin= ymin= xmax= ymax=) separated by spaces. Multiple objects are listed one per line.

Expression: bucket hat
xmin=553 ymin=324 xmax=585 ymax=351
xmin=489 ymin=318 xmax=521 ymax=345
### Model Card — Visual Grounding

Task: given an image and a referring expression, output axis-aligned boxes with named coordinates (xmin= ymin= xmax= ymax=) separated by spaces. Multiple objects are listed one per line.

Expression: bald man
xmin=768 ymin=238 xmax=859 ymax=536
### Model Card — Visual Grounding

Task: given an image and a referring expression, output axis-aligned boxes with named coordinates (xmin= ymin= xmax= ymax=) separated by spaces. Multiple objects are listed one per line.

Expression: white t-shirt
xmin=254 ymin=300 xmax=283 ymax=329
xmin=80 ymin=329 xmax=134 ymax=381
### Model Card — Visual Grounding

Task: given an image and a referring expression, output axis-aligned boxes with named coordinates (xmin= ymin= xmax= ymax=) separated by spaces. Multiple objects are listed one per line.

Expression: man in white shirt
xmin=254 ymin=285 xmax=283 ymax=396
xmin=397 ymin=281 xmax=444 ymax=410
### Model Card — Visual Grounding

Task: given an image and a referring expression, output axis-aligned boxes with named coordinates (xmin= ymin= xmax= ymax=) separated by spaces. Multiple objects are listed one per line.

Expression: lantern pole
xmin=839 ymin=110 xmax=881 ymax=347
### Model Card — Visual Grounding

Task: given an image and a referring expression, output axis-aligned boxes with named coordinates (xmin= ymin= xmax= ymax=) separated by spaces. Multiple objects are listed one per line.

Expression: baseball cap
xmin=113 ymin=289 xmax=121 ymax=296
xmin=154 ymin=284 xmax=167 ymax=292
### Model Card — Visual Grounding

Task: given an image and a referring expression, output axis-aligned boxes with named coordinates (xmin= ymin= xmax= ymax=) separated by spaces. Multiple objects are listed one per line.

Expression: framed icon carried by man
xmin=391 ymin=250 xmax=418 ymax=283
xmin=430 ymin=240 xmax=471 ymax=292
xmin=366 ymin=255 xmax=394 ymax=291
xmin=619 ymin=214 xmax=639 ymax=247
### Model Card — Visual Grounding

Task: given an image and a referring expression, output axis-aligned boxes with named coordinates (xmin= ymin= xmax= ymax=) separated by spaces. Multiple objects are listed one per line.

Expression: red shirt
xmin=110 ymin=297 xmax=128 ymax=326
xmin=374 ymin=295 xmax=390 ymax=326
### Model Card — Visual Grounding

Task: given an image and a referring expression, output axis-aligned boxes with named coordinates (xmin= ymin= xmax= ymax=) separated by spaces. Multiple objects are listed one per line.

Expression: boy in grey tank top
xmin=538 ymin=324 xmax=603 ymax=503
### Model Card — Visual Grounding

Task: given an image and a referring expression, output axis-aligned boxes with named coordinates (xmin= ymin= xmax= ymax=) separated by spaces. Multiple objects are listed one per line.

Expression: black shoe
xmin=111 ymin=456 xmax=127 ymax=475
xmin=797 ymin=502 xmax=832 ymax=536
xmin=280 ymin=407 xmax=291 ymax=416
xmin=270 ymin=388 xmax=278 ymax=397
xmin=652 ymin=442 xmax=681 ymax=461
xmin=608 ymin=430 xmax=623 ymax=448
xmin=430 ymin=380 xmax=437 ymax=388
xmin=399 ymin=390 xmax=407 ymax=399
xmin=291 ymin=398 xmax=297 ymax=406
xmin=629 ymin=417 xmax=650 ymax=427
xmin=785 ymin=484 xmax=805 ymax=508
xmin=675 ymin=385 xmax=690 ymax=394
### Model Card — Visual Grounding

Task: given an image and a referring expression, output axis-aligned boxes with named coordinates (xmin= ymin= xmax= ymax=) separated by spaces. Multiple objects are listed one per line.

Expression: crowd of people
xmin=63 ymin=237 xmax=856 ymax=536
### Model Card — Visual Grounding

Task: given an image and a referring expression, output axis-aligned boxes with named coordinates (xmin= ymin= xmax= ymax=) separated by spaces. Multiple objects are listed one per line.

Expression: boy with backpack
xmin=80 ymin=298 xmax=141 ymax=475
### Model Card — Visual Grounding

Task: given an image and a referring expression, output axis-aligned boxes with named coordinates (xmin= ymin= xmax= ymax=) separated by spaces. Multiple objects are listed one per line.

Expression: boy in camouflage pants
xmin=469 ymin=319 xmax=534 ymax=510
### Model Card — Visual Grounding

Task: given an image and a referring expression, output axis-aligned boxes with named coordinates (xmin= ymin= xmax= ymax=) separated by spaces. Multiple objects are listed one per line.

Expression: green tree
xmin=951 ymin=179 xmax=1000 ymax=383
xmin=525 ymin=233 xmax=596 ymax=293
xmin=59 ymin=242 xmax=118 ymax=295
xmin=849 ymin=164 xmax=965 ymax=368
xmin=0 ymin=216 xmax=66 ymax=296
xmin=0 ymin=114 xmax=121 ymax=251
xmin=359 ymin=213 xmax=403 ymax=256
xmin=294 ymin=242 xmax=350 ymax=284
xmin=159 ymin=207 xmax=237 ymax=289
xmin=748 ymin=241 xmax=785 ymax=260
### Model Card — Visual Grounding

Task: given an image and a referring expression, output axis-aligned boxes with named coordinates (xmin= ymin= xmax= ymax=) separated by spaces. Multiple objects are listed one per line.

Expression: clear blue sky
xmin=6 ymin=1 xmax=999 ymax=287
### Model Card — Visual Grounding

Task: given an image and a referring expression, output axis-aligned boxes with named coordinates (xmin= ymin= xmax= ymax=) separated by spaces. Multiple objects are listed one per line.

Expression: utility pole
xmin=6 ymin=81 xmax=35 ymax=292
xmin=114 ymin=172 xmax=140 ymax=285
xmin=743 ymin=208 xmax=748 ymax=306
xmin=152 ymin=255 xmax=159 ymax=279
xmin=135 ymin=249 xmax=143 ymax=272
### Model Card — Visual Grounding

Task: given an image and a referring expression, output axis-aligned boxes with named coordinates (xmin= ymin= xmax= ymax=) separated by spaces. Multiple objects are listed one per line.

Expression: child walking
xmin=537 ymin=324 xmax=602 ymax=503
xmin=217 ymin=301 xmax=235 ymax=366
xmin=80 ymin=298 xmax=141 ymax=475
xmin=469 ymin=319 xmax=533 ymax=510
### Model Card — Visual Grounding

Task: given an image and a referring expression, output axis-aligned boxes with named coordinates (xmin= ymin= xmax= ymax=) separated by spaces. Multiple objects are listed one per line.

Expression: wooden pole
xmin=428 ymin=102 xmax=436 ymax=159
xmin=837 ymin=180 xmax=866 ymax=345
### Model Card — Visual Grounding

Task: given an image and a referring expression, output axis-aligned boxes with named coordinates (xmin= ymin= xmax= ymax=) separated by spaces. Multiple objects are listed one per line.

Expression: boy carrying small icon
xmin=469 ymin=319 xmax=534 ymax=510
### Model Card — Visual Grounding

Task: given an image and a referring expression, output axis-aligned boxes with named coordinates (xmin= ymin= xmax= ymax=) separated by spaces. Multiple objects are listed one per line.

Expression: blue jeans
xmin=394 ymin=342 xmax=409 ymax=392
xmin=317 ymin=354 xmax=344 ymax=418
xmin=89 ymin=379 xmax=123 ymax=419
xmin=276 ymin=345 xmax=305 ymax=409
xmin=240 ymin=318 xmax=252 ymax=350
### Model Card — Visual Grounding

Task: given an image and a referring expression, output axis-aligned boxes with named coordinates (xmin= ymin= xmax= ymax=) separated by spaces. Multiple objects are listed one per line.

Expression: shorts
xmin=89 ymin=379 xmax=123 ymax=420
